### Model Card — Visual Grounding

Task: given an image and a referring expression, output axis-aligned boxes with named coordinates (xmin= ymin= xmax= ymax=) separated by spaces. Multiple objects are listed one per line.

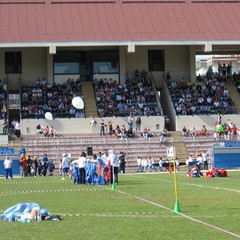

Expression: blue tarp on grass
xmin=1 ymin=202 xmax=49 ymax=222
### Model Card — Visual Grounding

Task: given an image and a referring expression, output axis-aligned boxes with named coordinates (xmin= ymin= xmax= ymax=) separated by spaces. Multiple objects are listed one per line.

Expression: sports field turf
xmin=0 ymin=171 xmax=240 ymax=240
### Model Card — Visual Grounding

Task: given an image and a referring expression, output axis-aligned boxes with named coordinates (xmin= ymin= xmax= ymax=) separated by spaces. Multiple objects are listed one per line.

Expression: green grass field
xmin=1 ymin=171 xmax=240 ymax=240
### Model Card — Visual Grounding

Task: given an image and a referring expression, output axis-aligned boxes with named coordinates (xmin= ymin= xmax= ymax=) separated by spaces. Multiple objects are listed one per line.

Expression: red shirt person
xmin=20 ymin=153 xmax=28 ymax=177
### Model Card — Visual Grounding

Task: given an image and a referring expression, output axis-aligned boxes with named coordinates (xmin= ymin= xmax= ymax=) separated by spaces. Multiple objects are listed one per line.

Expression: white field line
xmin=1 ymin=177 xmax=240 ymax=238
xmin=0 ymin=188 xmax=107 ymax=194
xmin=100 ymin=186 xmax=240 ymax=239
xmin=155 ymin=178 xmax=240 ymax=193
xmin=37 ymin=212 xmax=157 ymax=218
xmin=0 ymin=180 xmax=72 ymax=185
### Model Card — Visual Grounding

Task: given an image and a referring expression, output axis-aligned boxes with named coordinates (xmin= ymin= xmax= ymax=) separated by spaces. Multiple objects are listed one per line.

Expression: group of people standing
xmin=59 ymin=149 xmax=126 ymax=185
xmin=137 ymin=156 xmax=180 ymax=173
xmin=19 ymin=153 xmax=55 ymax=177
xmin=89 ymin=114 xmax=142 ymax=138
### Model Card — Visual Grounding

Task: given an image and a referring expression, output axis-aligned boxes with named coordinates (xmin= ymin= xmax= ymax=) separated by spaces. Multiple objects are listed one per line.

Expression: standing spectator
xmin=119 ymin=152 xmax=126 ymax=174
xmin=164 ymin=115 xmax=170 ymax=130
xmin=14 ymin=120 xmax=21 ymax=139
xmin=127 ymin=116 xmax=134 ymax=129
xmin=27 ymin=155 xmax=33 ymax=176
xmin=48 ymin=160 xmax=55 ymax=176
xmin=159 ymin=157 xmax=163 ymax=172
xmin=4 ymin=156 xmax=13 ymax=180
xmin=100 ymin=118 xmax=105 ymax=136
xmin=10 ymin=119 xmax=16 ymax=134
xmin=33 ymin=156 xmax=39 ymax=177
xmin=38 ymin=159 xmax=43 ymax=176
xmin=89 ymin=115 xmax=97 ymax=133
xmin=109 ymin=150 xmax=119 ymax=185
xmin=135 ymin=115 xmax=142 ymax=132
xmin=216 ymin=113 xmax=222 ymax=125
xmin=61 ymin=153 xmax=70 ymax=180
xmin=175 ymin=157 xmax=180 ymax=171
xmin=42 ymin=154 xmax=49 ymax=177
xmin=202 ymin=151 xmax=209 ymax=170
xmin=137 ymin=156 xmax=142 ymax=172
xmin=20 ymin=153 xmax=28 ymax=177
xmin=108 ymin=120 xmax=113 ymax=136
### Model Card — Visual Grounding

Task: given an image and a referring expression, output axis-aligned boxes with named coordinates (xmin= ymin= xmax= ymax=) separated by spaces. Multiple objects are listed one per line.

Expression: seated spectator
xmin=161 ymin=127 xmax=168 ymax=137
xmin=198 ymin=125 xmax=207 ymax=136
xmin=21 ymin=78 xmax=85 ymax=119
xmin=49 ymin=126 xmax=56 ymax=138
xmin=190 ymin=126 xmax=197 ymax=138
xmin=75 ymin=110 xmax=85 ymax=118
xmin=224 ymin=131 xmax=231 ymax=141
xmin=115 ymin=125 xmax=126 ymax=139
xmin=126 ymin=128 xmax=134 ymax=138
xmin=159 ymin=134 xmax=166 ymax=145
xmin=181 ymin=126 xmax=189 ymax=137
xmin=43 ymin=125 xmax=49 ymax=137
xmin=37 ymin=124 xmax=45 ymax=134
xmin=146 ymin=128 xmax=155 ymax=138
xmin=121 ymin=124 xmax=127 ymax=135
xmin=69 ymin=107 xmax=76 ymax=117
xmin=142 ymin=127 xmax=148 ymax=138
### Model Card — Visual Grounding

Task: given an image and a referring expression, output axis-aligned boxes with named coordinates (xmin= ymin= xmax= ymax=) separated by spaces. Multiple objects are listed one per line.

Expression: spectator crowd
xmin=93 ymin=70 xmax=161 ymax=118
xmin=168 ymin=74 xmax=236 ymax=116
xmin=21 ymin=78 xmax=85 ymax=119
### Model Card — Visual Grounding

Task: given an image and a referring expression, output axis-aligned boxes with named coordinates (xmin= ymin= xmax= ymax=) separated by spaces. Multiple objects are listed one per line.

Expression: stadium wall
xmin=176 ymin=114 xmax=240 ymax=131
xmin=21 ymin=116 xmax=165 ymax=135
xmin=1 ymin=113 xmax=238 ymax=136
xmin=19 ymin=114 xmax=240 ymax=135
xmin=213 ymin=153 xmax=240 ymax=169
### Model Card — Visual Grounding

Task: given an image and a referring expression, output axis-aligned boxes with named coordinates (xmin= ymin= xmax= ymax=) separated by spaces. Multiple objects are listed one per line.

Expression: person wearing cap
xmin=4 ymin=156 xmax=13 ymax=180
xmin=61 ymin=153 xmax=70 ymax=180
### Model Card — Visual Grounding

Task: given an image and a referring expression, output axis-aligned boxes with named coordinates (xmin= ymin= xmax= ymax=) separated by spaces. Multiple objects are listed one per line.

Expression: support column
xmin=189 ymin=46 xmax=196 ymax=84
xmin=46 ymin=49 xmax=54 ymax=84
xmin=119 ymin=46 xmax=126 ymax=85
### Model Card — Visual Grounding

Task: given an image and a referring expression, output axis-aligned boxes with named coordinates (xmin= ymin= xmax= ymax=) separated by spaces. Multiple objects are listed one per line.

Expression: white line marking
xmin=0 ymin=188 xmax=106 ymax=194
xmin=47 ymin=212 xmax=158 ymax=218
xmin=101 ymin=186 xmax=240 ymax=239
xmin=0 ymin=180 xmax=72 ymax=185
xmin=146 ymin=178 xmax=240 ymax=194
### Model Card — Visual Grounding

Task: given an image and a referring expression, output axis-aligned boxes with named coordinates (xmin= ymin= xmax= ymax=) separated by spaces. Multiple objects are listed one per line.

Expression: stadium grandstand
xmin=1 ymin=0 xmax=240 ymax=170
